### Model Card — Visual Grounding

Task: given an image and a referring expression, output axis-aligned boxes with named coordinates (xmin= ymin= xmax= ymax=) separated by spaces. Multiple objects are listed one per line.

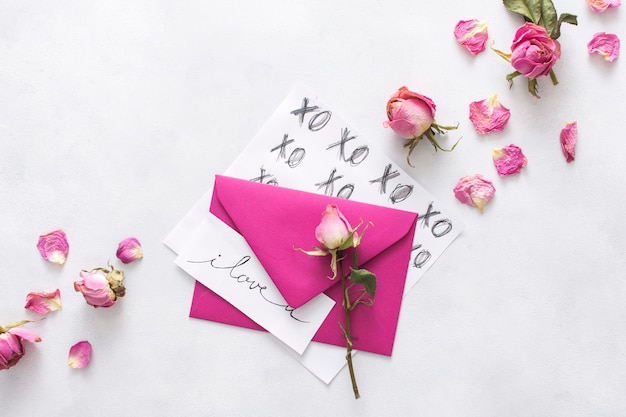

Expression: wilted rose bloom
xmin=0 ymin=322 xmax=41 ymax=371
xmin=68 ymin=340 xmax=92 ymax=369
xmin=383 ymin=86 xmax=436 ymax=140
xmin=588 ymin=32 xmax=620 ymax=62
xmin=493 ymin=144 xmax=528 ymax=176
xmin=315 ymin=205 xmax=355 ymax=251
xmin=511 ymin=22 xmax=561 ymax=79
xmin=560 ymin=121 xmax=577 ymax=163
xmin=469 ymin=94 xmax=511 ymax=134
xmin=454 ymin=174 xmax=496 ymax=212
xmin=25 ymin=289 xmax=62 ymax=315
xmin=585 ymin=0 xmax=620 ymax=12
xmin=116 ymin=237 xmax=144 ymax=264
xmin=74 ymin=266 xmax=125 ymax=308
xmin=454 ymin=19 xmax=489 ymax=55
xmin=37 ymin=229 xmax=69 ymax=265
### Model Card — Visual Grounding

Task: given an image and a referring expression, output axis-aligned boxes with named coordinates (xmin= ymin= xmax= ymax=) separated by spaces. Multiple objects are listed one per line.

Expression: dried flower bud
xmin=25 ymin=289 xmax=62 ymax=315
xmin=116 ymin=237 xmax=144 ymax=264
xmin=37 ymin=229 xmax=69 ymax=265
xmin=74 ymin=265 xmax=126 ymax=308
xmin=0 ymin=321 xmax=41 ymax=371
xmin=68 ymin=341 xmax=92 ymax=369
xmin=453 ymin=174 xmax=496 ymax=212
xmin=493 ymin=144 xmax=527 ymax=176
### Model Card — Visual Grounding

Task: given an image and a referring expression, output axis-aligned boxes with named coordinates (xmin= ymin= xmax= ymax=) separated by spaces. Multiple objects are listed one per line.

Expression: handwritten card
xmin=175 ymin=214 xmax=335 ymax=355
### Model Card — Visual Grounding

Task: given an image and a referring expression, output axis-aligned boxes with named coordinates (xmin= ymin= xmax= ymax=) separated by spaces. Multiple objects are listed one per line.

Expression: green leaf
xmin=538 ymin=0 xmax=557 ymax=40
xmin=503 ymin=0 xmax=542 ymax=24
xmin=349 ymin=268 xmax=376 ymax=299
xmin=551 ymin=13 xmax=578 ymax=39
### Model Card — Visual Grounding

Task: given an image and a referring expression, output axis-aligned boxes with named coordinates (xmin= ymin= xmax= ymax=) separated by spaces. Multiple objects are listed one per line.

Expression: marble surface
xmin=1 ymin=1 xmax=624 ymax=416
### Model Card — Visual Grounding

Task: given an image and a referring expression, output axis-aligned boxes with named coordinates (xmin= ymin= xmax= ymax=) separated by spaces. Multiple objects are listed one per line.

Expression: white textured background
xmin=1 ymin=1 xmax=624 ymax=416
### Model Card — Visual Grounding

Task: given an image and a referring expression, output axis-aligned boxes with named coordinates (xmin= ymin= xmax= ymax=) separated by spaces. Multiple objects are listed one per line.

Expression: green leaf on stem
xmin=538 ymin=0 xmax=558 ymax=39
xmin=503 ymin=0 xmax=542 ymax=24
xmin=349 ymin=268 xmax=376 ymax=299
xmin=551 ymin=13 xmax=577 ymax=39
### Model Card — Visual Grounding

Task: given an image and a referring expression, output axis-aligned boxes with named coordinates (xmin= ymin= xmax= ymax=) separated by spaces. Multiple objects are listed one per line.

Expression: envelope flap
xmin=210 ymin=175 xmax=418 ymax=308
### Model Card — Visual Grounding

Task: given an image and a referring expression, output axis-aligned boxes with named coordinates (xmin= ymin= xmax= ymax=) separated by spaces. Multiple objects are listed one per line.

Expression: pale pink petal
xmin=24 ymin=289 xmax=62 ymax=315
xmin=453 ymin=174 xmax=496 ymax=212
xmin=588 ymin=32 xmax=620 ymax=62
xmin=37 ymin=229 xmax=69 ymax=265
xmin=469 ymin=94 xmax=511 ymax=134
xmin=8 ymin=327 xmax=42 ymax=344
xmin=585 ymin=0 xmax=620 ymax=12
xmin=560 ymin=122 xmax=577 ymax=163
xmin=454 ymin=19 xmax=489 ymax=55
xmin=493 ymin=144 xmax=528 ymax=176
xmin=68 ymin=340 xmax=92 ymax=369
xmin=116 ymin=237 xmax=144 ymax=264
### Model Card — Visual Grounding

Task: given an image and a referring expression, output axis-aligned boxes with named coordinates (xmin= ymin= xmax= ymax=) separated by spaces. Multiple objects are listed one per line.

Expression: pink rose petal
xmin=560 ymin=121 xmax=577 ymax=163
xmin=493 ymin=144 xmax=528 ymax=176
xmin=588 ymin=32 xmax=620 ymax=62
xmin=116 ymin=237 xmax=144 ymax=264
xmin=37 ymin=229 xmax=69 ymax=265
xmin=469 ymin=94 xmax=511 ymax=134
xmin=24 ymin=289 xmax=62 ymax=315
xmin=453 ymin=174 xmax=495 ymax=212
xmin=454 ymin=19 xmax=489 ymax=55
xmin=68 ymin=340 xmax=92 ymax=369
xmin=585 ymin=0 xmax=620 ymax=12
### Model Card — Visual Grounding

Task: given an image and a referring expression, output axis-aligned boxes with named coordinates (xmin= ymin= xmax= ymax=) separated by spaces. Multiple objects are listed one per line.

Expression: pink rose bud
xmin=588 ymin=32 xmax=620 ymax=62
xmin=560 ymin=121 xmax=577 ymax=163
xmin=116 ymin=237 xmax=144 ymax=264
xmin=493 ymin=144 xmax=528 ymax=176
xmin=68 ymin=340 xmax=92 ymax=369
xmin=37 ymin=229 xmax=69 ymax=265
xmin=454 ymin=19 xmax=489 ymax=55
xmin=315 ymin=204 xmax=355 ymax=251
xmin=383 ymin=86 xmax=436 ymax=140
xmin=24 ymin=289 xmax=62 ymax=315
xmin=511 ymin=22 xmax=561 ymax=79
xmin=454 ymin=174 xmax=496 ymax=213
xmin=74 ymin=266 xmax=126 ymax=308
xmin=469 ymin=94 xmax=511 ymax=134
xmin=0 ymin=321 xmax=41 ymax=371
xmin=585 ymin=0 xmax=620 ymax=12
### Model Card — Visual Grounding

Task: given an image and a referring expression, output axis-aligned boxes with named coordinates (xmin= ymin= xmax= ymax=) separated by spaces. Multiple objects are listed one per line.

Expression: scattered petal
xmin=469 ymin=94 xmax=511 ymax=134
xmin=68 ymin=340 xmax=92 ymax=369
xmin=585 ymin=0 xmax=620 ymax=12
xmin=116 ymin=237 xmax=144 ymax=264
xmin=588 ymin=32 xmax=620 ymax=62
xmin=454 ymin=19 xmax=489 ymax=55
xmin=37 ymin=230 xmax=69 ymax=265
xmin=454 ymin=174 xmax=496 ymax=212
xmin=25 ymin=289 xmax=62 ymax=315
xmin=560 ymin=122 xmax=577 ymax=163
xmin=493 ymin=144 xmax=528 ymax=176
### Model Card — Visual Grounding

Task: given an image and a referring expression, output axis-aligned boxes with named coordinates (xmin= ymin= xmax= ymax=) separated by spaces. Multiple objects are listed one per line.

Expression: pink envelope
xmin=190 ymin=175 xmax=418 ymax=356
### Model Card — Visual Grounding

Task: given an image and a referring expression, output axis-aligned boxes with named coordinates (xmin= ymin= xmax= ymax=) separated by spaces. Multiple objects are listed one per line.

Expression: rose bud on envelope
xmin=0 ymin=320 xmax=41 ymax=371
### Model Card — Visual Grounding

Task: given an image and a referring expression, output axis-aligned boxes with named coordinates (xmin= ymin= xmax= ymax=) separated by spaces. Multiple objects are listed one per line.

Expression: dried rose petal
xmin=453 ymin=174 xmax=495 ymax=212
xmin=493 ymin=144 xmax=528 ymax=176
xmin=560 ymin=122 xmax=577 ymax=163
xmin=469 ymin=94 xmax=511 ymax=134
xmin=37 ymin=229 xmax=69 ymax=265
xmin=585 ymin=0 xmax=620 ymax=12
xmin=68 ymin=340 xmax=92 ymax=369
xmin=454 ymin=19 xmax=489 ymax=55
xmin=588 ymin=32 xmax=620 ymax=62
xmin=24 ymin=289 xmax=62 ymax=315
xmin=116 ymin=237 xmax=143 ymax=264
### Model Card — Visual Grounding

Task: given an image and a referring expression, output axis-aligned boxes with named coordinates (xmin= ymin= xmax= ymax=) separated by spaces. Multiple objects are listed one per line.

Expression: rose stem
xmin=339 ymin=256 xmax=360 ymax=399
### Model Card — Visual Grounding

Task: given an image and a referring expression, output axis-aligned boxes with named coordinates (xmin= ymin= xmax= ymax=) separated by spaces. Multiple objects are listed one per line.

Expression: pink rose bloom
xmin=511 ymin=22 xmax=561 ymax=79
xmin=454 ymin=174 xmax=496 ymax=212
xmin=37 ymin=229 xmax=69 ymax=265
xmin=116 ymin=237 xmax=144 ymax=264
xmin=68 ymin=341 xmax=92 ymax=369
xmin=588 ymin=32 xmax=620 ymax=62
xmin=0 ymin=322 xmax=41 ymax=370
xmin=493 ymin=144 xmax=528 ymax=176
xmin=25 ymin=289 xmax=62 ymax=315
xmin=74 ymin=270 xmax=121 ymax=308
xmin=560 ymin=121 xmax=577 ymax=163
xmin=315 ymin=204 xmax=356 ymax=251
xmin=585 ymin=0 xmax=620 ymax=12
xmin=469 ymin=94 xmax=511 ymax=134
xmin=383 ymin=86 xmax=436 ymax=139
xmin=454 ymin=19 xmax=489 ymax=55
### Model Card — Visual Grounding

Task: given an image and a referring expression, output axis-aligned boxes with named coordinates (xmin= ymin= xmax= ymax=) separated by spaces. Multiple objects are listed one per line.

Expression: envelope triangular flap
xmin=210 ymin=175 xmax=417 ymax=308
